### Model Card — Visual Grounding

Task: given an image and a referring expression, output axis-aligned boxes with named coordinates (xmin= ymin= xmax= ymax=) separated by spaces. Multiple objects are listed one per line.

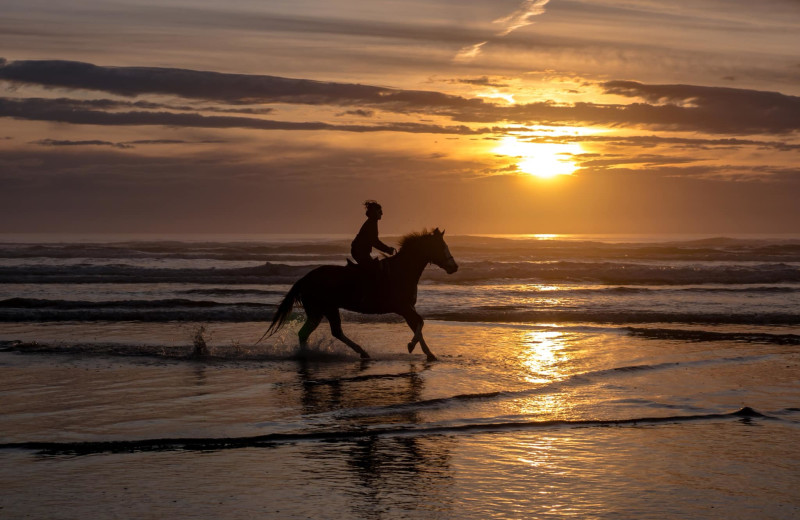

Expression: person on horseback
xmin=351 ymin=200 xmax=396 ymax=267
xmin=350 ymin=200 xmax=395 ymax=310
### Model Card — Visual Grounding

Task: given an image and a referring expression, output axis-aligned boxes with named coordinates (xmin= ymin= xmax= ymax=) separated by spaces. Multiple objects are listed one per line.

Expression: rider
xmin=351 ymin=200 xmax=396 ymax=267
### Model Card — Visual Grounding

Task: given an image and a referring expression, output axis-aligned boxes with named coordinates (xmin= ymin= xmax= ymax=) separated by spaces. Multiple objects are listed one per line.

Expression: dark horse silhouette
xmin=263 ymin=228 xmax=458 ymax=361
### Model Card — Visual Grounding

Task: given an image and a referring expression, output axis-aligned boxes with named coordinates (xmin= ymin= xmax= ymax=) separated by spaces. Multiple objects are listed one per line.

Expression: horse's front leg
xmin=400 ymin=307 xmax=437 ymax=361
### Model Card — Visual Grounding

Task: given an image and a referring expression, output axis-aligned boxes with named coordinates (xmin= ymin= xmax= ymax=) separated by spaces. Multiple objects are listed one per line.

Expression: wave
xmin=0 ymin=298 xmax=797 ymax=325
xmin=178 ymin=288 xmax=286 ymax=296
xmin=0 ymin=241 xmax=349 ymax=261
xmin=0 ymin=407 xmax=770 ymax=455
xmin=0 ymin=263 xmax=312 ymax=285
xmin=431 ymin=261 xmax=800 ymax=285
xmin=342 ymin=356 xmax=769 ymax=418
xmin=0 ymin=298 xmax=273 ymax=322
xmin=626 ymin=327 xmax=800 ymax=345
xmin=0 ymin=340 xmax=338 ymax=361
xmin=3 ymin=237 xmax=800 ymax=263
xmin=426 ymin=309 xmax=800 ymax=326
xmin=1 ymin=260 xmax=798 ymax=285
xmin=565 ymin=286 xmax=800 ymax=295
xmin=0 ymin=298 xmax=271 ymax=309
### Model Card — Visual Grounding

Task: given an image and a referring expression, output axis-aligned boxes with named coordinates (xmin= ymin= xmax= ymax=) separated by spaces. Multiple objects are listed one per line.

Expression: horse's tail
xmin=256 ymin=280 xmax=303 ymax=344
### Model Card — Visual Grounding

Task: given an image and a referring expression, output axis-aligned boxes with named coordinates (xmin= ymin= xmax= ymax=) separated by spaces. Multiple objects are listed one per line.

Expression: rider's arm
xmin=373 ymin=239 xmax=395 ymax=255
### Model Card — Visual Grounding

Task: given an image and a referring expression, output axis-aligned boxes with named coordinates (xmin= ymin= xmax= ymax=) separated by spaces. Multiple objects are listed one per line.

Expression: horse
xmin=262 ymin=228 xmax=458 ymax=361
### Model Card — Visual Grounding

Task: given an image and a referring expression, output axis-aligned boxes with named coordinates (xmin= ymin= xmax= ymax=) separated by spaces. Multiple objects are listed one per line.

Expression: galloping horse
xmin=263 ymin=228 xmax=458 ymax=361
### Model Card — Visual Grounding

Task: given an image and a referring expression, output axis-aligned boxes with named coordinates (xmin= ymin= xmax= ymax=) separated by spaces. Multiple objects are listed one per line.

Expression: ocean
xmin=1 ymin=233 xmax=799 ymax=519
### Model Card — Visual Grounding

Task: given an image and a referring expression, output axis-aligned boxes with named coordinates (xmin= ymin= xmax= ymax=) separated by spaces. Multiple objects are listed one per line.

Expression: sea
xmin=1 ymin=233 xmax=799 ymax=519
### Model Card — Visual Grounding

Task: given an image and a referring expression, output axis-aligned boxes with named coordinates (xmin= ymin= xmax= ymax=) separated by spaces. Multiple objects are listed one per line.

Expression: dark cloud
xmin=0 ymin=59 xmax=486 ymax=112
xmin=124 ymin=139 xmax=227 ymax=145
xmin=523 ymin=134 xmax=800 ymax=152
xmin=576 ymin=154 xmax=701 ymax=169
xmin=3 ymin=60 xmax=800 ymax=135
xmin=600 ymin=80 xmax=800 ymax=134
xmin=31 ymin=138 xmax=133 ymax=149
xmin=450 ymin=76 xmax=510 ymax=88
xmin=27 ymin=138 xmax=226 ymax=149
xmin=337 ymin=109 xmax=374 ymax=117
xmin=3 ymin=95 xmax=274 ymax=116
xmin=0 ymin=97 xmax=486 ymax=135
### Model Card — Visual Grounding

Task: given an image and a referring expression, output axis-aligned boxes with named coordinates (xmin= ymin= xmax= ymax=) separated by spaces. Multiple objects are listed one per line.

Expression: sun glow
xmin=494 ymin=137 xmax=581 ymax=178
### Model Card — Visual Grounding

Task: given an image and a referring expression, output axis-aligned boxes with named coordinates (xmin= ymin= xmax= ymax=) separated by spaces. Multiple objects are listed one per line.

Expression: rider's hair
xmin=363 ymin=200 xmax=382 ymax=213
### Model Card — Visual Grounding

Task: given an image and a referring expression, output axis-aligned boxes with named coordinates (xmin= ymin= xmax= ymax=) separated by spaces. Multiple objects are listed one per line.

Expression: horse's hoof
xmin=426 ymin=354 xmax=438 ymax=362
xmin=360 ymin=352 xmax=371 ymax=359
xmin=407 ymin=342 xmax=416 ymax=353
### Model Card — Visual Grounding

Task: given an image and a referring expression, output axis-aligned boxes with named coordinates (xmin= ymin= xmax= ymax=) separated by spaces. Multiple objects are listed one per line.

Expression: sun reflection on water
xmin=511 ymin=329 xmax=580 ymax=421
xmin=519 ymin=329 xmax=567 ymax=383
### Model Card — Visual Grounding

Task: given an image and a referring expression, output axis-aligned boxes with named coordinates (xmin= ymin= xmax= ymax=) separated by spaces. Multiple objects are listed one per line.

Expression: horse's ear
xmin=433 ymin=227 xmax=441 ymax=236
xmin=442 ymin=229 xmax=446 ymax=236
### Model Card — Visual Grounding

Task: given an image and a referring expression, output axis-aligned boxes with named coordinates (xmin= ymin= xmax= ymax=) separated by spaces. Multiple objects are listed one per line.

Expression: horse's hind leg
xmin=326 ymin=308 xmax=370 ymax=359
xmin=298 ymin=306 xmax=322 ymax=345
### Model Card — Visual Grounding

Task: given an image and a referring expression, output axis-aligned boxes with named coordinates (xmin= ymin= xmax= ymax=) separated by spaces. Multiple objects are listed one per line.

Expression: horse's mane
xmin=398 ymin=229 xmax=434 ymax=251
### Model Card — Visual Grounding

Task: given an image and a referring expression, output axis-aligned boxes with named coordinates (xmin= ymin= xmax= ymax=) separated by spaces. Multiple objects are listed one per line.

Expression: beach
xmin=1 ymin=234 xmax=799 ymax=519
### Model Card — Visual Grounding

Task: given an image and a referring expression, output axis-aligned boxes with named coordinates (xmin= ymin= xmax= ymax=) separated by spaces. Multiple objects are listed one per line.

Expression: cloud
xmin=336 ymin=109 xmax=374 ymax=117
xmin=28 ymin=138 xmax=225 ymax=149
xmin=600 ymin=80 xmax=800 ymax=134
xmin=524 ymin=134 xmax=800 ymax=152
xmin=455 ymin=0 xmax=550 ymax=61
xmin=0 ymin=96 xmax=486 ymax=135
xmin=0 ymin=93 xmax=273 ymax=116
xmin=450 ymin=76 xmax=510 ymax=88
xmin=31 ymin=138 xmax=133 ymax=149
xmin=125 ymin=139 xmax=227 ymax=145
xmin=454 ymin=42 xmax=487 ymax=63
xmin=576 ymin=154 xmax=701 ymax=169
xmin=0 ymin=59 xmax=485 ymax=112
xmin=493 ymin=0 xmax=551 ymax=37
xmin=3 ymin=59 xmax=800 ymax=135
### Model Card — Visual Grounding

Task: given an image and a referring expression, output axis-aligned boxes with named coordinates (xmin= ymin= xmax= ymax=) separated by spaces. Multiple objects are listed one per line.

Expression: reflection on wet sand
xmin=294 ymin=360 xmax=456 ymax=518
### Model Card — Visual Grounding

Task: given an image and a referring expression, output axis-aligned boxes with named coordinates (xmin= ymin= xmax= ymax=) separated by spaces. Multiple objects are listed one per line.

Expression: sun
xmin=493 ymin=137 xmax=581 ymax=178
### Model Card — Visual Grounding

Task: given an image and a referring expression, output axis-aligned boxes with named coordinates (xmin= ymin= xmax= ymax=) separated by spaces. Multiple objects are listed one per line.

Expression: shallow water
xmin=2 ymin=321 xmax=800 ymax=519
xmin=2 ymin=235 xmax=800 ymax=518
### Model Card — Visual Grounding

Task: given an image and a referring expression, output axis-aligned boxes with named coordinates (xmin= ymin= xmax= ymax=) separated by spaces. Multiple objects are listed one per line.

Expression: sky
xmin=1 ymin=0 xmax=799 ymax=235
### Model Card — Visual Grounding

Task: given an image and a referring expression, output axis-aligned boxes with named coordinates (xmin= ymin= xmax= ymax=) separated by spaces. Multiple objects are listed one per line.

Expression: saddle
xmin=346 ymin=258 xmax=386 ymax=275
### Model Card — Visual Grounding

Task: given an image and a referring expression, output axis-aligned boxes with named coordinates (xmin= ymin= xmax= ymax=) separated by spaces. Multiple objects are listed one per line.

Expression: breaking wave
xmin=0 ymin=298 xmax=273 ymax=322
xmin=626 ymin=327 xmax=800 ymax=345
xmin=0 ymin=407 xmax=771 ymax=455
xmin=1 ymin=260 xmax=798 ymax=285
xmin=3 ymin=236 xmax=800 ymax=262
xmin=1 ymin=297 xmax=798 ymax=325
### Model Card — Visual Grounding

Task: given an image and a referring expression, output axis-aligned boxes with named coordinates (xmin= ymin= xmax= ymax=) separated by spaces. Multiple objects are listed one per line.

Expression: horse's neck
xmin=391 ymin=248 xmax=429 ymax=284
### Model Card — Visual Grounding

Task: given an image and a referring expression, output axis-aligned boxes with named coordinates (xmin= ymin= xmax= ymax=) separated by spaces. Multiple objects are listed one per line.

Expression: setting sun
xmin=493 ymin=137 xmax=582 ymax=178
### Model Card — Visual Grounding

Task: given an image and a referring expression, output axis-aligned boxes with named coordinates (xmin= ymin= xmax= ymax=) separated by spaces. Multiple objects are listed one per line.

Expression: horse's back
xmin=302 ymin=264 xmax=351 ymax=285
xmin=297 ymin=264 xmax=355 ymax=302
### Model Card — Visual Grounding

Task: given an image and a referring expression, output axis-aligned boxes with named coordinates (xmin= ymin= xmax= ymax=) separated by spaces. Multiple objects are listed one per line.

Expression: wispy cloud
xmin=454 ymin=42 xmax=487 ymax=63
xmin=494 ymin=0 xmax=551 ymax=36
xmin=455 ymin=0 xmax=551 ymax=62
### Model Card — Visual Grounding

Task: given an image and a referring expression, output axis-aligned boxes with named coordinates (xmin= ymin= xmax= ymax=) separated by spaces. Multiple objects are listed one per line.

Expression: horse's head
xmin=429 ymin=228 xmax=458 ymax=274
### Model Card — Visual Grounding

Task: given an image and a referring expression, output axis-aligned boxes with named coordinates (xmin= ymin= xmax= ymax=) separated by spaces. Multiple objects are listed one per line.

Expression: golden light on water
xmin=493 ymin=137 xmax=582 ymax=179
xmin=519 ymin=329 xmax=567 ymax=383
xmin=514 ymin=329 xmax=576 ymax=420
